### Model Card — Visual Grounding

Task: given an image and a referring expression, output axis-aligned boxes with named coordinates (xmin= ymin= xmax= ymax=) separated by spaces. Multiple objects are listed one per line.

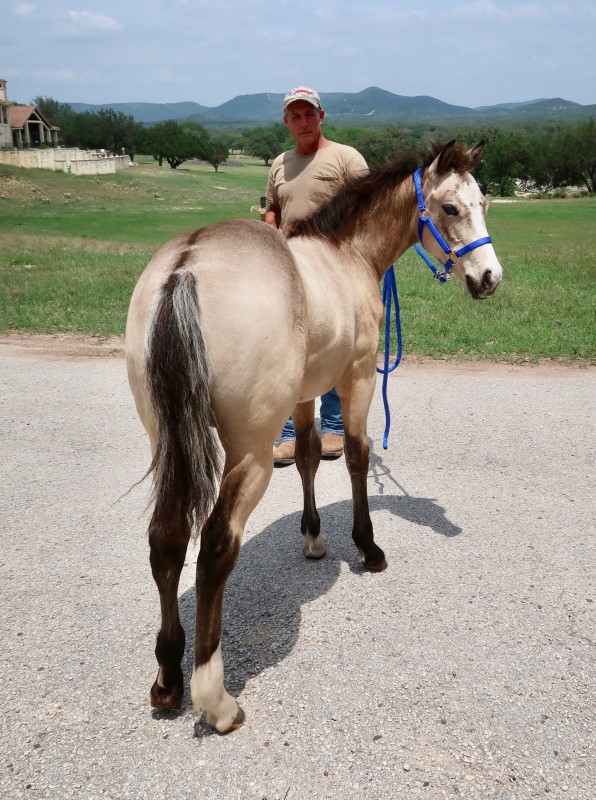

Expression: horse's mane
xmin=287 ymin=140 xmax=473 ymax=246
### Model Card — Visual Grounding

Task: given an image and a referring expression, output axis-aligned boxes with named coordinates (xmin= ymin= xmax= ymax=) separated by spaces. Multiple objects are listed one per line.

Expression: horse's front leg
xmin=341 ymin=378 xmax=388 ymax=572
xmin=190 ymin=447 xmax=273 ymax=733
xmin=293 ymin=400 xmax=326 ymax=559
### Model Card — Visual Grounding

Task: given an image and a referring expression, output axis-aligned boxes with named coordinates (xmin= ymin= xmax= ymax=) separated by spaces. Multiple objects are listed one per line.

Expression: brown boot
xmin=273 ymin=439 xmax=296 ymax=467
xmin=321 ymin=433 xmax=344 ymax=460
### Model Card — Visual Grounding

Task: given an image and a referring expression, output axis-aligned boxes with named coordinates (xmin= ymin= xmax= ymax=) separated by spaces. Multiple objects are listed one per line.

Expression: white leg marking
xmin=190 ymin=644 xmax=242 ymax=733
xmin=303 ymin=532 xmax=327 ymax=559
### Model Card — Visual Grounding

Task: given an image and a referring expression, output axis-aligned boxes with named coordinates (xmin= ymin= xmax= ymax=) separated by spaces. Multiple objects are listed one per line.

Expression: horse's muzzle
xmin=466 ymin=269 xmax=501 ymax=300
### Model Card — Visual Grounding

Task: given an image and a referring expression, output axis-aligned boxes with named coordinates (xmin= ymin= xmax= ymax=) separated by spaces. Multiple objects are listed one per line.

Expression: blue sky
xmin=2 ymin=1 xmax=594 ymax=109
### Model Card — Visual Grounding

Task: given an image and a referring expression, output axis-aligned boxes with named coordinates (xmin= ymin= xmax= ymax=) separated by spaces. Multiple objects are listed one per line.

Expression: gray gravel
xmin=1 ymin=346 xmax=594 ymax=800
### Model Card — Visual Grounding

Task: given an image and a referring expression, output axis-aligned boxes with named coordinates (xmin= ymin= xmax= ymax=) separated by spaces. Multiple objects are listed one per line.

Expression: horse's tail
xmin=145 ymin=268 xmax=221 ymax=536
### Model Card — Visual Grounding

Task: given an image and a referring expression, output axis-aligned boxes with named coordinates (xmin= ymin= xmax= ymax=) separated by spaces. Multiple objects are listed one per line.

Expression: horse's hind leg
xmin=190 ymin=446 xmax=273 ymax=733
xmin=293 ymin=400 xmax=326 ymax=559
xmin=148 ymin=500 xmax=191 ymax=710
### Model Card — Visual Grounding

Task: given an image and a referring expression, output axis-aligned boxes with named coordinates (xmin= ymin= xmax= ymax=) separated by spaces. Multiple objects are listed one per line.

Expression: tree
xmin=556 ymin=118 xmax=596 ymax=193
xmin=476 ymin=132 xmax=531 ymax=196
xmin=245 ymin=129 xmax=278 ymax=165
xmin=203 ymin=136 xmax=230 ymax=172
xmin=347 ymin=126 xmax=416 ymax=168
xmin=92 ymin=108 xmax=142 ymax=157
xmin=230 ymin=134 xmax=247 ymax=154
xmin=527 ymin=131 xmax=562 ymax=191
xmin=32 ymin=96 xmax=75 ymax=129
xmin=140 ymin=120 xmax=205 ymax=168
xmin=46 ymin=105 xmax=143 ymax=155
xmin=244 ymin=124 xmax=288 ymax=165
xmin=60 ymin=111 xmax=100 ymax=149
xmin=180 ymin=120 xmax=211 ymax=155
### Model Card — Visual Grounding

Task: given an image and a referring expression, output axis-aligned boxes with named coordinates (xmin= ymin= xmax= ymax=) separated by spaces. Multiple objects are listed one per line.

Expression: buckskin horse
xmin=126 ymin=140 xmax=502 ymax=733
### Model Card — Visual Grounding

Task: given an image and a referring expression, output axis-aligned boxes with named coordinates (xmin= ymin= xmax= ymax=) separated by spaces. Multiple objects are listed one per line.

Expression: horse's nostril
xmin=481 ymin=270 xmax=493 ymax=290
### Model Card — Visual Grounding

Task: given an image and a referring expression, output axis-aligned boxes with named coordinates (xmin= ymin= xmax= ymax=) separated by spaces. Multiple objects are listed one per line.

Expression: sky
xmin=2 ymin=1 xmax=595 ymax=110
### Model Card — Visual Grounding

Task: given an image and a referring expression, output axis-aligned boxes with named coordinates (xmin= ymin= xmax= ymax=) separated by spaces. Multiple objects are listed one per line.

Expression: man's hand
xmin=265 ymin=204 xmax=281 ymax=229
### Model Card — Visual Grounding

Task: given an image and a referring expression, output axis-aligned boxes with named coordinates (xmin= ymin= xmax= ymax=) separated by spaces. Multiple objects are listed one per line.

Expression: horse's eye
xmin=442 ymin=204 xmax=458 ymax=216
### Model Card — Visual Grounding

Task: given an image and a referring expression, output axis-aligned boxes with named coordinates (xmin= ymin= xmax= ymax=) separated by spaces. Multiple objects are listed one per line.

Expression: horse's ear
xmin=467 ymin=141 xmax=485 ymax=170
xmin=429 ymin=140 xmax=457 ymax=176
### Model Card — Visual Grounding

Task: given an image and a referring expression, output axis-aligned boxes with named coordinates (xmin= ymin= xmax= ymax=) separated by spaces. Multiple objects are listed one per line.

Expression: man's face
xmin=283 ymin=100 xmax=325 ymax=153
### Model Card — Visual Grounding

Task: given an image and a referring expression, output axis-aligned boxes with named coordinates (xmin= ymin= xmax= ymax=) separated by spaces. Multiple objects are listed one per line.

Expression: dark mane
xmin=287 ymin=141 xmax=472 ymax=246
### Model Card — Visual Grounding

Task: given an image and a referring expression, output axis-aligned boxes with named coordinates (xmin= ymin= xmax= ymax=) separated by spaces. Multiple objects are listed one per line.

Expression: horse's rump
xmin=127 ymin=219 xmax=311 ymax=469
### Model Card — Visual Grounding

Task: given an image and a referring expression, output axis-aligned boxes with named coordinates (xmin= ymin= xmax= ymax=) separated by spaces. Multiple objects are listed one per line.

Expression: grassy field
xmin=0 ymin=156 xmax=594 ymax=362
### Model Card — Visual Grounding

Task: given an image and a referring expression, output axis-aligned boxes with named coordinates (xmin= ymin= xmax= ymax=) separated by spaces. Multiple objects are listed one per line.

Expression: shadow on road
xmin=158 ymin=469 xmax=461 ymax=721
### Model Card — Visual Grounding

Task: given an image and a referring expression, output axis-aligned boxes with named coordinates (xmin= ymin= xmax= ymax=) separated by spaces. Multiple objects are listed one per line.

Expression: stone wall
xmin=0 ymin=148 xmax=131 ymax=175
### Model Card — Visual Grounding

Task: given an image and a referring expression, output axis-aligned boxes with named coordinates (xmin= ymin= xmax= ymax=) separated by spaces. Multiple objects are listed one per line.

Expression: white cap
xmin=283 ymin=86 xmax=321 ymax=111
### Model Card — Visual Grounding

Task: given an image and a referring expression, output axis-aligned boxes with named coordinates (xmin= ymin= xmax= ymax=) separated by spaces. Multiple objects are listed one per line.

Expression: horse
xmin=125 ymin=140 xmax=502 ymax=734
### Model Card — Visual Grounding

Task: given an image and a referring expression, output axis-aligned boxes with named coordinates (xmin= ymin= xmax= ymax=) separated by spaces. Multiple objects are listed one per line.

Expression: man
xmin=265 ymin=86 xmax=368 ymax=467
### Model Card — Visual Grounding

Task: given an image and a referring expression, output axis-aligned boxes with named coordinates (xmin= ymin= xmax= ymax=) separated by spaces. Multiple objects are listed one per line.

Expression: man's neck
xmin=296 ymin=135 xmax=330 ymax=156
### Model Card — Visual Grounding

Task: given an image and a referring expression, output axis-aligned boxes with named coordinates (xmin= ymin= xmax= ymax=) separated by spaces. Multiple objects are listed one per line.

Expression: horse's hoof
xmin=365 ymin=557 xmax=388 ymax=573
xmin=358 ymin=547 xmax=388 ymax=572
xmin=303 ymin=534 xmax=327 ymax=559
xmin=150 ymin=680 xmax=183 ymax=710
xmin=206 ymin=705 xmax=246 ymax=735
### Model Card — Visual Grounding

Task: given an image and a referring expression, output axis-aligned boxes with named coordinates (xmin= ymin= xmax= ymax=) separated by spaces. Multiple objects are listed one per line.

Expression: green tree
xmin=556 ymin=118 xmax=596 ymax=193
xmin=230 ymin=134 xmax=247 ymax=154
xmin=477 ymin=132 xmax=531 ymax=196
xmin=351 ymin=126 xmax=417 ymax=168
xmin=60 ymin=110 xmax=100 ymax=149
xmin=32 ymin=96 xmax=75 ymax=129
xmin=244 ymin=124 xmax=288 ymax=165
xmin=203 ymin=136 xmax=230 ymax=172
xmin=94 ymin=108 xmax=142 ymax=157
xmin=180 ymin=120 xmax=211 ymax=156
xmin=527 ymin=131 xmax=562 ymax=191
xmin=140 ymin=120 xmax=205 ymax=168
xmin=49 ymin=106 xmax=143 ymax=155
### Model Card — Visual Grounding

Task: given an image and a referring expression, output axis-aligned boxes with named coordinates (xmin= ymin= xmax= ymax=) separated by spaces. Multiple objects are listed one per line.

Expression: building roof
xmin=9 ymin=105 xmax=59 ymax=131
xmin=9 ymin=105 xmax=37 ymax=129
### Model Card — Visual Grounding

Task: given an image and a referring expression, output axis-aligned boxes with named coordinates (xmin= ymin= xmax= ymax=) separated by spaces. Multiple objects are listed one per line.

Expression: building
xmin=0 ymin=78 xmax=59 ymax=150
xmin=0 ymin=79 xmax=11 ymax=148
xmin=0 ymin=78 xmax=130 ymax=175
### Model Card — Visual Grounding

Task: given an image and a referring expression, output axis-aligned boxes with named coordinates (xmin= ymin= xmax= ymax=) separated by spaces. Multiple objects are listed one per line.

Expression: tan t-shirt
xmin=266 ymin=141 xmax=368 ymax=235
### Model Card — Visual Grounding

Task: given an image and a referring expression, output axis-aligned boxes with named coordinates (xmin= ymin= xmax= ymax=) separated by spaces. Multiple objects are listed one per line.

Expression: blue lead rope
xmin=376 ymin=265 xmax=402 ymax=449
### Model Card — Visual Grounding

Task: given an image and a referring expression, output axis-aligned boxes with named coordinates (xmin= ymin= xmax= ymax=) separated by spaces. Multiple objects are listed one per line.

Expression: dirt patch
xmin=0 ymin=332 xmax=125 ymax=360
xmin=1 ymin=333 xmax=592 ymax=379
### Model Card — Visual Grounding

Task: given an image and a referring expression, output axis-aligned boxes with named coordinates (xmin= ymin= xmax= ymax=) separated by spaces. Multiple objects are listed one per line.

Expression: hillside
xmin=67 ymin=87 xmax=595 ymax=128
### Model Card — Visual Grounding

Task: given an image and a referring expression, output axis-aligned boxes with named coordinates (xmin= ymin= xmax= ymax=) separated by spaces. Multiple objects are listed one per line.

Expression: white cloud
xmin=14 ymin=3 xmax=36 ymax=15
xmin=67 ymin=11 xmax=123 ymax=33
xmin=452 ymin=1 xmax=565 ymax=21
xmin=33 ymin=68 xmax=81 ymax=82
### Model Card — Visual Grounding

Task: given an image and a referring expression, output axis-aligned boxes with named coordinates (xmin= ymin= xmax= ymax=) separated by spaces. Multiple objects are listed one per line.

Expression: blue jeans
xmin=279 ymin=388 xmax=343 ymax=441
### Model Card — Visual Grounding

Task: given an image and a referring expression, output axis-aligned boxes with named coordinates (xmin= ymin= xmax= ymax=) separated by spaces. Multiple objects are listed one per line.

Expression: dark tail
xmin=145 ymin=268 xmax=221 ymax=536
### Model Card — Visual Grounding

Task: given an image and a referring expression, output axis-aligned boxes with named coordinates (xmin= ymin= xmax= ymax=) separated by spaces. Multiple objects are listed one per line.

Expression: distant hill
xmin=67 ymin=87 xmax=595 ymax=128
xmin=68 ymin=100 xmax=211 ymax=123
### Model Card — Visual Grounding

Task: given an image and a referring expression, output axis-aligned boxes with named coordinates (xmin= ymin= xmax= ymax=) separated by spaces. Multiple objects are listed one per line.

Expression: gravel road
xmin=1 ymin=339 xmax=594 ymax=800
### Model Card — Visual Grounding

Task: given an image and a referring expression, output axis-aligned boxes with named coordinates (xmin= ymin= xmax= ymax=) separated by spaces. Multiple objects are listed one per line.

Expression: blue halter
xmin=413 ymin=167 xmax=492 ymax=283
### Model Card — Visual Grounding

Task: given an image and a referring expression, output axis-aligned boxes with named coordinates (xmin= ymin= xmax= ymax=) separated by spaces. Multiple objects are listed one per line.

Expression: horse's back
xmin=126 ymin=219 xmax=307 ymax=447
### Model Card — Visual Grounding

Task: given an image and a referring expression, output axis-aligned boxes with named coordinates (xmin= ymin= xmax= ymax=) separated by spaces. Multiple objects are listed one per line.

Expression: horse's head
xmin=420 ymin=141 xmax=502 ymax=299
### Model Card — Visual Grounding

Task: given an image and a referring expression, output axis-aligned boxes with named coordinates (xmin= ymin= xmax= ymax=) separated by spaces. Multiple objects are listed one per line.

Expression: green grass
xmin=1 ymin=248 xmax=149 ymax=335
xmin=0 ymin=159 xmax=594 ymax=362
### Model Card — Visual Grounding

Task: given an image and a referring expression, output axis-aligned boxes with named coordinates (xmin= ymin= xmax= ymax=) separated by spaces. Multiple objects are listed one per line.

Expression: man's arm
xmin=265 ymin=203 xmax=281 ymax=229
